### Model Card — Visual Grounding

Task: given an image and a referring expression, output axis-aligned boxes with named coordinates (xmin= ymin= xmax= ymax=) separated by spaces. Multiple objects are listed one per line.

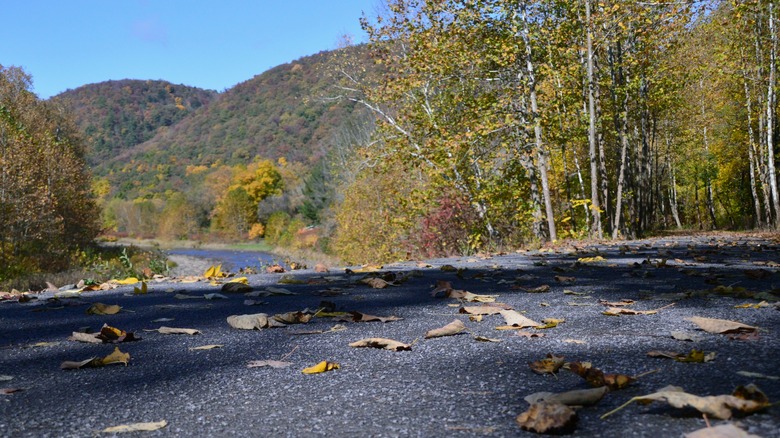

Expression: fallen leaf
xmin=247 ymin=360 xmax=292 ymax=369
xmin=554 ymin=275 xmax=576 ymax=283
xmin=154 ymin=326 xmax=200 ymax=335
xmin=226 ymin=313 xmax=273 ymax=330
xmin=473 ymin=335 xmax=502 ymax=343
xmin=204 ymin=293 xmax=229 ymax=300
xmin=266 ymin=264 xmax=286 ymax=273
xmin=524 ymin=386 xmax=608 ymax=406
xmin=174 ymin=293 xmax=202 ymax=300
xmin=671 ymin=331 xmax=702 ymax=342
xmin=578 ymin=256 xmax=605 ymax=263
xmin=86 ymin=303 xmax=121 ymax=315
xmin=360 ymin=277 xmax=393 ymax=289
xmin=647 ymin=349 xmax=716 ymax=363
xmin=459 ymin=304 xmax=512 ymax=315
xmin=516 ymin=401 xmax=577 ymax=434
xmin=425 ymin=319 xmax=466 ymax=339
xmin=273 ymin=311 xmax=312 ymax=324
xmin=602 ymin=303 xmax=674 ymax=316
xmin=302 ymin=360 xmax=340 ymax=374
xmin=562 ymin=338 xmax=585 ymax=344
xmin=152 ymin=317 xmax=174 ymax=322
xmin=61 ymin=346 xmax=130 ymax=370
xmin=1 ymin=388 xmax=23 ymax=395
xmin=344 ymin=311 xmax=402 ymax=323
xmin=203 ymin=264 xmax=226 ymax=278
xmin=687 ymin=316 xmax=758 ymax=334
xmin=517 ymin=331 xmax=545 ymax=338
xmin=132 ymin=281 xmax=148 ymax=295
xmin=598 ymin=299 xmax=636 ymax=307
xmin=529 ymin=353 xmax=565 ymax=375
xmin=314 ymin=263 xmax=330 ymax=273
xmin=568 ymin=362 xmax=636 ymax=389
xmin=289 ymin=324 xmax=348 ymax=335
xmin=349 ymin=338 xmax=412 ymax=351
xmin=247 ymin=287 xmax=296 ymax=297
xmin=431 ymin=280 xmax=453 ymax=297
xmin=221 ymin=282 xmax=252 ymax=293
xmin=535 ymin=318 xmax=564 ymax=329
xmin=517 ymin=284 xmax=551 ymax=293
xmin=446 ymin=290 xmax=497 ymax=302
xmin=96 ymin=324 xmax=138 ymax=343
xmin=189 ymin=344 xmax=223 ymax=351
xmin=101 ymin=420 xmax=167 ymax=433
xmin=685 ymin=423 xmax=762 ymax=438
xmin=113 ymin=277 xmax=140 ymax=285
xmin=736 ymin=371 xmax=780 ymax=380
xmin=497 ymin=310 xmax=540 ymax=329
xmin=600 ymin=384 xmax=770 ymax=420
xmin=0 ymin=375 xmax=13 ymax=382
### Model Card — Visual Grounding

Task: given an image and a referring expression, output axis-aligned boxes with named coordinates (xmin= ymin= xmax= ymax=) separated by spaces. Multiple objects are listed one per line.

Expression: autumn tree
xmin=0 ymin=65 xmax=99 ymax=278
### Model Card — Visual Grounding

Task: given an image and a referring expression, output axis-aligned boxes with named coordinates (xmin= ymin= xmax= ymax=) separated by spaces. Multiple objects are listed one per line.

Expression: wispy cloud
xmin=131 ymin=16 xmax=168 ymax=45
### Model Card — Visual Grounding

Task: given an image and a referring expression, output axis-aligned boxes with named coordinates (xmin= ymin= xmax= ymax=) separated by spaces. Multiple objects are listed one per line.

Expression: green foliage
xmin=264 ymin=211 xmax=292 ymax=246
xmin=52 ymin=79 xmax=217 ymax=167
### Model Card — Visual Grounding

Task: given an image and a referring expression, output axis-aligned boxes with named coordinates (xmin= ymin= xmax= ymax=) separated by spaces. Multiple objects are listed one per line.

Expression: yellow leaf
xmin=302 ymin=360 xmax=340 ymax=374
xmin=203 ymin=264 xmax=225 ymax=278
xmin=133 ymin=281 xmax=148 ymax=295
xmin=228 ymin=277 xmax=249 ymax=284
xmin=99 ymin=346 xmax=130 ymax=366
xmin=86 ymin=303 xmax=122 ymax=315
xmin=577 ymin=256 xmax=605 ymax=263
xmin=114 ymin=277 xmax=139 ymax=285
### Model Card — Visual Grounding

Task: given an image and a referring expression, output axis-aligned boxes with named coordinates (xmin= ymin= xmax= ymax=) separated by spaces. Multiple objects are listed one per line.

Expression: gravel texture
xmin=1 ymin=234 xmax=779 ymax=437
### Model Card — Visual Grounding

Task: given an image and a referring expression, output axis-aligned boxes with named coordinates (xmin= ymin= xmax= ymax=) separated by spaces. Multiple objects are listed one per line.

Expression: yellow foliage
xmin=248 ymin=223 xmax=265 ymax=239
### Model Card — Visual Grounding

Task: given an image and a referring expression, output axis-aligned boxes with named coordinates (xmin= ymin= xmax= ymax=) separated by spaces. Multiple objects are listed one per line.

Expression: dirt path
xmin=1 ymin=234 xmax=778 ymax=437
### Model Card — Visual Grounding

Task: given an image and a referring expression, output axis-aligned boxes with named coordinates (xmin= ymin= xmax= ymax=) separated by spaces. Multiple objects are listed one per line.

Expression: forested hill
xmin=65 ymin=48 xmax=364 ymax=199
xmin=52 ymin=80 xmax=218 ymax=166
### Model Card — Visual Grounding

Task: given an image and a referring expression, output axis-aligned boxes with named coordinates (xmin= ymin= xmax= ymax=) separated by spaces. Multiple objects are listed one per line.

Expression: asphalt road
xmin=1 ymin=234 xmax=779 ymax=437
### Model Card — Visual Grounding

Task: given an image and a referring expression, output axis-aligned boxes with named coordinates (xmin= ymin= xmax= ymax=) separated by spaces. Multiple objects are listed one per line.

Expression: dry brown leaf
xmin=68 ymin=332 xmax=103 ymax=344
xmin=425 ymin=319 xmax=466 ymax=339
xmin=517 ymin=331 xmax=545 ymax=338
xmin=459 ymin=303 xmax=511 ymax=315
xmin=174 ymin=293 xmax=202 ymax=300
xmin=345 ymin=311 xmax=402 ymax=323
xmin=61 ymin=347 xmax=130 ymax=370
xmin=314 ymin=263 xmax=330 ymax=273
xmin=601 ymin=384 xmax=770 ymax=420
xmin=1 ymin=388 xmax=23 ymax=394
xmin=155 ymin=326 xmax=201 ymax=335
xmin=266 ymin=264 xmax=286 ymax=273
xmin=687 ymin=316 xmax=758 ymax=334
xmin=247 ymin=359 xmax=292 ymax=368
xmin=671 ymin=331 xmax=702 ymax=342
xmin=349 ymin=337 xmax=412 ymax=351
xmin=272 ymin=311 xmax=312 ymax=324
xmin=554 ymin=275 xmax=576 ymax=283
xmin=226 ymin=314 xmax=273 ymax=330
xmin=102 ymin=420 xmax=167 ymax=433
xmin=648 ymin=349 xmax=716 ymax=363
xmin=474 ymin=335 xmax=502 ymax=342
xmin=85 ymin=303 xmax=121 ymax=315
xmin=598 ymin=299 xmax=636 ymax=307
xmin=568 ymin=362 xmax=636 ymax=390
xmin=360 ymin=277 xmax=393 ymax=289
xmin=189 ymin=344 xmax=223 ymax=351
xmin=516 ymin=401 xmax=577 ymax=434
xmin=529 ymin=353 xmax=565 ymax=375
xmin=516 ymin=284 xmax=551 ymax=293
xmin=497 ymin=310 xmax=540 ymax=329
xmin=431 ymin=280 xmax=453 ymax=297
xmin=524 ymin=386 xmax=608 ymax=406
xmin=685 ymin=423 xmax=762 ymax=438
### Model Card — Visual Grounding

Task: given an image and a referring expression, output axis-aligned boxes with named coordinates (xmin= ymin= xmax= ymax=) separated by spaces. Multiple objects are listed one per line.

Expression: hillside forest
xmin=2 ymin=0 xmax=780 ymax=281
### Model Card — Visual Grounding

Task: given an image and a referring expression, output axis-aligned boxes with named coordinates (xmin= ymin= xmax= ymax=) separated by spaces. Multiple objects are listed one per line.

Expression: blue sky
xmin=1 ymin=1 xmax=378 ymax=99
